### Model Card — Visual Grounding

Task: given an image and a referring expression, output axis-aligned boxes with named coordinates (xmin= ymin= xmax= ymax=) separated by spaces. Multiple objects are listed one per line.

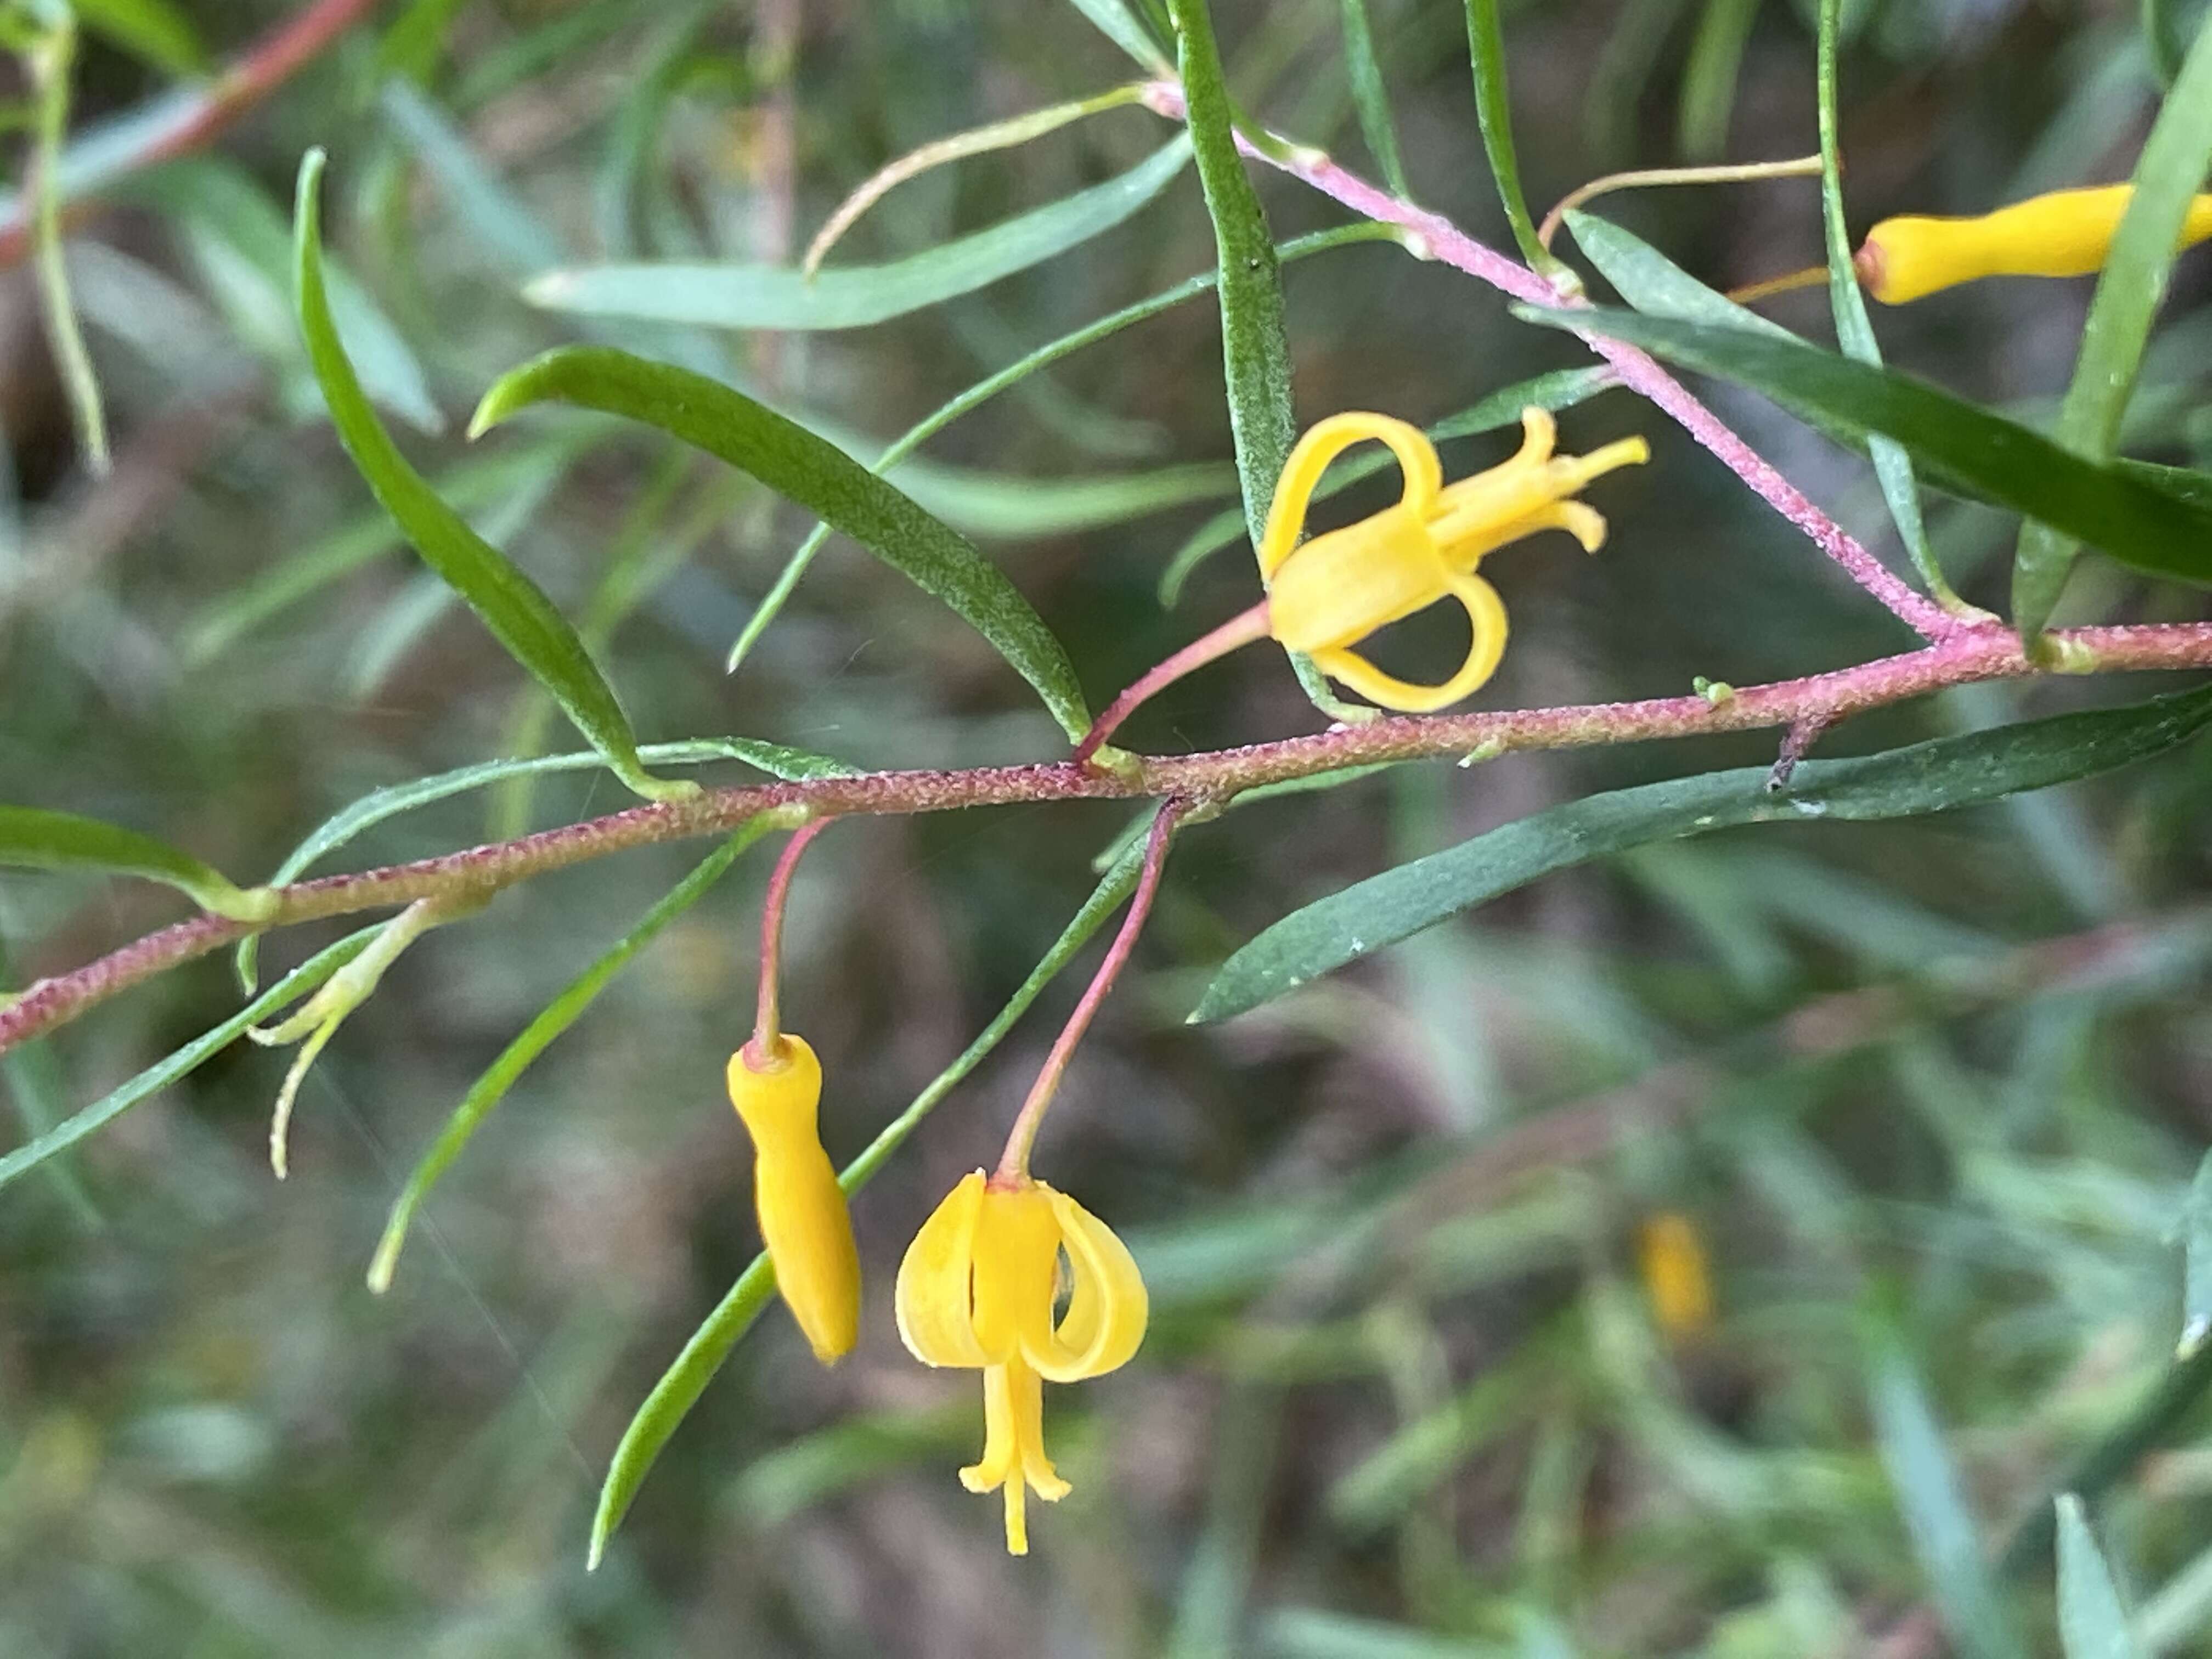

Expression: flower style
xmin=727 ymin=1034 xmax=861 ymax=1365
xmin=1856 ymin=184 xmax=2212 ymax=305
xmin=1259 ymin=409 xmax=1648 ymax=712
xmin=895 ymin=1170 xmax=1148 ymax=1554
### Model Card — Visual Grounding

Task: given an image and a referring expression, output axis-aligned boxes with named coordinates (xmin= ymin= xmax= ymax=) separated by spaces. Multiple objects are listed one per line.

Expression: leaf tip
xmin=521 ymin=270 xmax=572 ymax=309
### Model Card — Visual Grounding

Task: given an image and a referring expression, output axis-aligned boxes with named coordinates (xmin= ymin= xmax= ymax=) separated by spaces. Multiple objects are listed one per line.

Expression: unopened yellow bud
xmin=1856 ymin=185 xmax=2212 ymax=305
xmin=727 ymin=1035 xmax=860 ymax=1365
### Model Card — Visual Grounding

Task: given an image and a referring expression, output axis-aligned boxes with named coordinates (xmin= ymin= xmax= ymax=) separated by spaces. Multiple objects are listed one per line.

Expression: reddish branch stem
xmin=995 ymin=798 xmax=1188 ymax=1183
xmin=745 ymin=816 xmax=830 ymax=1065
xmin=1136 ymin=81 xmax=1960 ymax=642
xmin=6 ymin=619 xmax=2212 ymax=1060
xmin=0 ymin=0 xmax=381 ymax=267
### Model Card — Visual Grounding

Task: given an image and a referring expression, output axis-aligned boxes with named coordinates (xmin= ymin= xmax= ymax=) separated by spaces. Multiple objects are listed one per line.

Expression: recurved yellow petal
xmin=894 ymin=1170 xmax=991 ymax=1368
xmin=1031 ymin=1185 xmax=1148 ymax=1382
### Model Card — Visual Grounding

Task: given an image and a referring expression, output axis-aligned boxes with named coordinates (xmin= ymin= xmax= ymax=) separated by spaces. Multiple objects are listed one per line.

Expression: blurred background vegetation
xmin=4 ymin=0 xmax=2212 ymax=1654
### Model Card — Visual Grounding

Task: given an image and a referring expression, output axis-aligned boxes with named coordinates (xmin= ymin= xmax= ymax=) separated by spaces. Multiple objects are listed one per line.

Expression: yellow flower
xmin=1856 ymin=184 xmax=2212 ymax=305
xmin=727 ymin=1035 xmax=860 ymax=1365
xmin=1259 ymin=410 xmax=1647 ymax=713
xmin=894 ymin=1170 xmax=1148 ymax=1555
xmin=1637 ymin=1210 xmax=1715 ymax=1340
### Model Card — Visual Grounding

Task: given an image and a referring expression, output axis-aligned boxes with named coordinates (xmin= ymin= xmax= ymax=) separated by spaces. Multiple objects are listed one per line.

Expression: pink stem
xmin=1073 ymin=600 xmax=1274 ymax=767
xmin=8 ymin=619 xmax=2212 ymax=1061
xmin=994 ymin=798 xmax=1189 ymax=1182
xmin=0 ymin=0 xmax=383 ymax=268
xmin=1137 ymin=82 xmax=1962 ymax=643
xmin=744 ymin=817 xmax=832 ymax=1065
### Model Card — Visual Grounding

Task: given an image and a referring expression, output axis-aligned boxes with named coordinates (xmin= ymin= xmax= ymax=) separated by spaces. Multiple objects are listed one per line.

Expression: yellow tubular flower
xmin=726 ymin=1035 xmax=860 ymax=1365
xmin=1638 ymin=1210 xmax=1715 ymax=1340
xmin=894 ymin=1170 xmax=1148 ymax=1555
xmin=1259 ymin=410 xmax=1647 ymax=713
xmin=1856 ymin=184 xmax=2212 ymax=305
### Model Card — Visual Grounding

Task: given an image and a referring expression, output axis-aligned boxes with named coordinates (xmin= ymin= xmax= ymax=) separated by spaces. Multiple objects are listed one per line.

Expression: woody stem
xmin=994 ymin=799 xmax=1189 ymax=1182
xmin=1073 ymin=601 xmax=1274 ymax=767
xmin=746 ymin=817 xmax=832 ymax=1065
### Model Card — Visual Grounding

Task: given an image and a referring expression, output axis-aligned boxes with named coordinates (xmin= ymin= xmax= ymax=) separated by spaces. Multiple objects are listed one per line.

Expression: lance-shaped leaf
xmin=291 ymin=150 xmax=689 ymax=804
xmin=2056 ymin=1496 xmax=2145 ymax=1659
xmin=471 ymin=346 xmax=1092 ymax=740
xmin=1515 ymin=303 xmax=2212 ymax=588
xmin=1193 ymin=682 xmax=2212 ymax=1021
xmin=524 ymin=139 xmax=1190 ymax=331
xmin=0 ymin=805 xmax=274 ymax=922
xmin=2013 ymin=13 xmax=2212 ymax=638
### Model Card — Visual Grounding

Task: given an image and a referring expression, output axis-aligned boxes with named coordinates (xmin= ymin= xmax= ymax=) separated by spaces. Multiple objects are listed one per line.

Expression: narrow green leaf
xmin=71 ymin=0 xmax=204 ymax=75
xmin=292 ymin=150 xmax=688 ymax=806
xmin=232 ymin=737 xmax=851 ymax=993
xmin=527 ymin=139 xmax=1189 ymax=330
xmin=368 ymin=819 xmax=774 ymax=1293
xmin=2185 ymin=1149 xmax=2212 ymax=1356
xmin=1462 ymin=0 xmax=1558 ymax=273
xmin=1514 ymin=304 xmax=2212 ymax=586
xmin=2145 ymin=0 xmax=2208 ymax=85
xmin=0 ymin=929 xmax=377 ymax=1193
xmin=377 ymin=0 xmax=472 ymax=83
xmin=1676 ymin=0 xmax=1758 ymax=162
xmin=1564 ymin=209 xmax=1798 ymax=341
xmin=2057 ymin=1495 xmax=2145 ymax=1659
xmin=1866 ymin=1316 xmax=2028 ymax=1659
xmin=2013 ymin=13 xmax=2212 ymax=638
xmin=731 ymin=223 xmax=1399 ymax=671
xmin=1338 ymin=0 xmax=1409 ymax=198
xmin=1816 ymin=0 xmax=1959 ymax=607
xmin=0 ymin=806 xmax=274 ymax=922
xmin=470 ymin=345 xmax=1092 ymax=740
xmin=184 ymin=432 xmax=605 ymax=663
xmin=1168 ymin=0 xmax=1349 ymax=718
xmin=138 ymin=157 xmax=442 ymax=436
xmin=1159 ymin=366 xmax=1618 ymax=605
xmin=589 ymin=839 xmax=1149 ymax=1566
xmin=0 ymin=938 xmax=100 ymax=1227
xmin=892 ymin=458 xmax=1237 ymax=539
xmin=1192 ymin=682 xmax=2212 ymax=1020
xmin=1062 ymin=0 xmax=1172 ymax=70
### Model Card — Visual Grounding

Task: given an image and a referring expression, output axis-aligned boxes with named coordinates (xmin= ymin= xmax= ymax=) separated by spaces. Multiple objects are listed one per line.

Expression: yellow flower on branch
xmin=1856 ymin=184 xmax=2212 ymax=305
xmin=1259 ymin=410 xmax=1647 ymax=713
xmin=1637 ymin=1210 xmax=1716 ymax=1340
xmin=895 ymin=1170 xmax=1148 ymax=1555
xmin=727 ymin=1034 xmax=860 ymax=1365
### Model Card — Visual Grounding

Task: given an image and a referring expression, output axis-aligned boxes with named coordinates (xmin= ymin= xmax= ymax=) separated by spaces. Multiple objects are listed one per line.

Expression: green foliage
xmin=292 ymin=151 xmax=690 ymax=805
xmin=0 ymin=805 xmax=273 ymax=921
xmin=1195 ymin=684 xmax=2212 ymax=1020
xmin=2012 ymin=9 xmax=2212 ymax=639
xmin=525 ymin=140 xmax=1192 ymax=330
xmin=471 ymin=345 xmax=1093 ymax=740
xmin=2056 ymin=1496 xmax=2145 ymax=1659
xmin=1520 ymin=304 xmax=2212 ymax=586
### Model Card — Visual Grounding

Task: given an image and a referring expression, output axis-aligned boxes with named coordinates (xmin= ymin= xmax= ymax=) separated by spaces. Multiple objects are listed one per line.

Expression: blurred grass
xmin=0 ymin=0 xmax=2209 ymax=1654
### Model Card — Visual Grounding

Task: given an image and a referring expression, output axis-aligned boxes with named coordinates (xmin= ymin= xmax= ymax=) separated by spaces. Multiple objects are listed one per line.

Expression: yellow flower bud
xmin=1638 ymin=1210 xmax=1715 ymax=1340
xmin=1855 ymin=184 xmax=2212 ymax=305
xmin=1259 ymin=410 xmax=1646 ymax=712
xmin=895 ymin=1170 xmax=1148 ymax=1555
xmin=727 ymin=1035 xmax=860 ymax=1365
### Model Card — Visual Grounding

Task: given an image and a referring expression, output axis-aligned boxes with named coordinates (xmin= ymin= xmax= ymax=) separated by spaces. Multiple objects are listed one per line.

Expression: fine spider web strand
xmin=323 ymin=1066 xmax=599 ymax=1489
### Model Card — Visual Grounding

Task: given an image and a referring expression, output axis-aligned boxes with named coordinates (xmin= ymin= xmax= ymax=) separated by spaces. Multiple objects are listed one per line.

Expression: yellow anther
xmin=1857 ymin=184 xmax=2212 ymax=305
xmin=727 ymin=1035 xmax=861 ymax=1365
xmin=1259 ymin=410 xmax=1647 ymax=713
